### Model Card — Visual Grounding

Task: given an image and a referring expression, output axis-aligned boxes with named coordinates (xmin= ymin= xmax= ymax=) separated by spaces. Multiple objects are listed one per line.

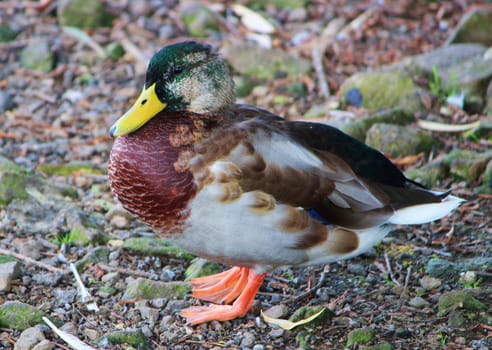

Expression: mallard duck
xmin=108 ymin=41 xmax=463 ymax=325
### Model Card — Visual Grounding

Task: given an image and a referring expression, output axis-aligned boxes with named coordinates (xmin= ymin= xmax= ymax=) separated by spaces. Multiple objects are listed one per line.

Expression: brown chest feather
xmin=108 ymin=115 xmax=201 ymax=233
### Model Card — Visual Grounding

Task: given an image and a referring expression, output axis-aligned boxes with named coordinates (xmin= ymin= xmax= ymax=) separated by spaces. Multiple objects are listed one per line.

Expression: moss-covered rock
xmin=222 ymin=44 xmax=310 ymax=80
xmin=442 ymin=149 xmax=492 ymax=182
xmin=289 ymin=305 xmax=332 ymax=329
xmin=75 ymin=247 xmax=109 ymax=270
xmin=405 ymin=162 xmax=448 ymax=187
xmin=426 ymin=258 xmax=457 ymax=280
xmin=184 ymin=258 xmax=223 ymax=281
xmin=438 ymin=290 xmax=486 ymax=316
xmin=20 ymin=39 xmax=54 ymax=73
xmin=339 ymin=71 xmax=422 ymax=113
xmin=250 ymin=0 xmax=306 ymax=10
xmin=37 ymin=163 xmax=104 ymax=176
xmin=122 ymin=278 xmax=191 ymax=300
xmin=178 ymin=2 xmax=221 ymax=37
xmin=476 ymin=159 xmax=492 ymax=194
xmin=105 ymin=42 xmax=125 ymax=61
xmin=365 ymin=123 xmax=434 ymax=157
xmin=0 ymin=302 xmax=46 ymax=331
xmin=346 ymin=327 xmax=375 ymax=347
xmin=447 ymin=8 xmax=492 ymax=47
xmin=341 ymin=108 xmax=414 ymax=141
xmin=122 ymin=237 xmax=195 ymax=260
xmin=95 ymin=329 xmax=151 ymax=350
xmin=58 ymin=0 xmax=113 ymax=29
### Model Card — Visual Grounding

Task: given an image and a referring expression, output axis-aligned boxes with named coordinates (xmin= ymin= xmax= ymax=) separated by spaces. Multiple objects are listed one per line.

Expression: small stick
xmin=97 ymin=262 xmax=154 ymax=278
xmin=312 ymin=47 xmax=330 ymax=97
xmin=0 ymin=247 xmax=68 ymax=274
xmin=384 ymin=252 xmax=400 ymax=286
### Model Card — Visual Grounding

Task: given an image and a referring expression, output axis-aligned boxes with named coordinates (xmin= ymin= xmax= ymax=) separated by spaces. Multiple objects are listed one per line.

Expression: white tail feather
xmin=389 ymin=193 xmax=464 ymax=225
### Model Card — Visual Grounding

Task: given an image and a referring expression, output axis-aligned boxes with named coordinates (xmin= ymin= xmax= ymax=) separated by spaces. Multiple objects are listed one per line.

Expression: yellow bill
xmin=110 ymin=83 xmax=167 ymax=137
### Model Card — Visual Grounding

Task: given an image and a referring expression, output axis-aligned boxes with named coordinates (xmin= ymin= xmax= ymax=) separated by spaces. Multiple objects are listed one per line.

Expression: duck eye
xmin=173 ymin=66 xmax=184 ymax=75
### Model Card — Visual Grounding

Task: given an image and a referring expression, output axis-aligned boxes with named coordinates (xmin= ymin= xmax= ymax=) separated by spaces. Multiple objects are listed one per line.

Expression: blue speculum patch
xmin=307 ymin=209 xmax=331 ymax=225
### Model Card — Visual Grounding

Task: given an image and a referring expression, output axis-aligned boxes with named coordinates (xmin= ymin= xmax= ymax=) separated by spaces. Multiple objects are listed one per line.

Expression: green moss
xmin=122 ymin=238 xmax=195 ymax=260
xmin=99 ymin=329 xmax=151 ymax=350
xmin=442 ymin=149 xmax=492 ymax=181
xmin=449 ymin=10 xmax=492 ymax=46
xmin=75 ymin=247 xmax=109 ymax=270
xmin=250 ymin=0 xmax=306 ymax=10
xmin=122 ymin=278 xmax=191 ymax=300
xmin=346 ymin=327 xmax=375 ymax=347
xmin=0 ymin=302 xmax=45 ymax=331
xmin=37 ymin=163 xmax=104 ymax=177
xmin=105 ymin=42 xmax=125 ymax=61
xmin=0 ymin=25 xmax=17 ymax=43
xmin=477 ymin=160 xmax=492 ymax=194
xmin=438 ymin=290 xmax=486 ymax=316
xmin=339 ymin=71 xmax=422 ymax=112
xmin=20 ymin=40 xmax=54 ymax=73
xmin=0 ymin=173 xmax=28 ymax=206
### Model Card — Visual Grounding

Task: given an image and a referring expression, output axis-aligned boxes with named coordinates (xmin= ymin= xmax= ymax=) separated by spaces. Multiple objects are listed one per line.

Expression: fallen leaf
xmin=261 ymin=307 xmax=326 ymax=330
xmin=231 ymin=4 xmax=275 ymax=34
xmin=417 ymin=120 xmax=480 ymax=132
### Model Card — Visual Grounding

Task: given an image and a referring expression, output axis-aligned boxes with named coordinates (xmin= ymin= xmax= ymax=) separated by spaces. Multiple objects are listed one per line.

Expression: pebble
xmin=253 ymin=345 xmax=265 ymax=350
xmin=101 ymin=272 xmax=120 ymax=286
xmin=240 ymin=331 xmax=256 ymax=347
xmin=159 ymin=315 xmax=173 ymax=331
xmin=408 ymin=296 xmax=430 ymax=309
xmin=110 ymin=215 xmax=129 ymax=229
xmin=138 ymin=306 xmax=160 ymax=324
xmin=83 ymin=328 xmax=100 ymax=340
xmin=53 ymin=288 xmax=77 ymax=306
xmin=269 ymin=328 xmax=284 ymax=338
xmin=14 ymin=326 xmax=46 ymax=350
xmin=419 ymin=275 xmax=442 ymax=291
xmin=32 ymin=339 xmax=54 ymax=350
xmin=164 ymin=300 xmax=188 ymax=314
xmin=347 ymin=263 xmax=366 ymax=275
xmin=0 ymin=91 xmax=15 ymax=112
xmin=0 ymin=261 xmax=20 ymax=291
xmin=32 ymin=273 xmax=62 ymax=287
xmin=150 ymin=298 xmax=168 ymax=308
xmin=263 ymin=304 xmax=289 ymax=319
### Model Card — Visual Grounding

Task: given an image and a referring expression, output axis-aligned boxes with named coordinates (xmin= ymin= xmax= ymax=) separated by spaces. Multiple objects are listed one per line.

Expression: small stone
xmin=32 ymin=273 xmax=63 ymax=287
xmin=269 ymin=328 xmax=284 ymax=338
xmin=19 ymin=241 xmax=42 ymax=260
xmin=178 ymin=2 xmax=221 ymax=37
xmin=241 ymin=331 xmax=256 ymax=347
xmin=346 ymin=327 xmax=375 ymax=347
xmin=14 ymin=325 xmax=46 ymax=350
xmin=253 ymin=345 xmax=265 ymax=350
xmin=461 ymin=271 xmax=478 ymax=285
xmin=262 ymin=304 xmax=289 ymax=319
xmin=53 ymin=288 xmax=77 ymax=306
xmin=83 ymin=328 xmax=100 ymax=341
xmin=138 ymin=306 xmax=160 ymax=324
xmin=122 ymin=278 xmax=191 ymax=300
xmin=110 ymin=215 xmax=129 ymax=229
xmin=448 ymin=310 xmax=466 ymax=327
xmin=159 ymin=315 xmax=173 ymax=331
xmin=32 ymin=339 xmax=54 ymax=350
xmin=164 ymin=300 xmax=189 ymax=314
xmin=101 ymin=272 xmax=120 ymax=286
xmin=150 ymin=298 xmax=168 ymax=308
xmin=0 ymin=261 xmax=20 ymax=291
xmin=0 ymin=91 xmax=15 ymax=112
xmin=408 ymin=296 xmax=430 ymax=309
xmin=426 ymin=259 xmax=457 ymax=280
xmin=96 ymin=329 xmax=150 ymax=349
xmin=419 ymin=276 xmax=442 ymax=291
xmin=347 ymin=263 xmax=367 ymax=275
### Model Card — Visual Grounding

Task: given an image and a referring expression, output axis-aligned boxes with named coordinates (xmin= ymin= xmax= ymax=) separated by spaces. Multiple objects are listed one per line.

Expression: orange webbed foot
xmin=181 ymin=268 xmax=266 ymax=325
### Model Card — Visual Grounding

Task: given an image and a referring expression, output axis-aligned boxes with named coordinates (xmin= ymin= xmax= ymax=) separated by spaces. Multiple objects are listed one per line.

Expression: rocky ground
xmin=0 ymin=1 xmax=491 ymax=349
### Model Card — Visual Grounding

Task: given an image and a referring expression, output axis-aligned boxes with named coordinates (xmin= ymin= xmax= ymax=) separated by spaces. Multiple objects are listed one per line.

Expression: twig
xmin=412 ymin=246 xmax=453 ymax=257
xmin=0 ymin=247 xmax=68 ymax=274
xmin=312 ymin=47 xmax=330 ymax=97
xmin=293 ymin=265 xmax=330 ymax=301
xmin=384 ymin=252 xmax=400 ymax=286
xmin=97 ymin=262 xmax=154 ymax=278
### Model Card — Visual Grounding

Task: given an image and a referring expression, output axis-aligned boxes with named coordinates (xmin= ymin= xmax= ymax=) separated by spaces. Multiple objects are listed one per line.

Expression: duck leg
xmin=181 ymin=268 xmax=266 ymax=325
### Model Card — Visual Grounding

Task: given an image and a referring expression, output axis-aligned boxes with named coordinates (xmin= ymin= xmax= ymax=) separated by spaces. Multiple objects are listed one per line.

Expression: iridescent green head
xmin=110 ymin=41 xmax=235 ymax=137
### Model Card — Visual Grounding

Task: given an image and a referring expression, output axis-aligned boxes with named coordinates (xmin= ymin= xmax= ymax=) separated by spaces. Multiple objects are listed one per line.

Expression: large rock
xmin=442 ymin=149 xmax=492 ymax=182
xmin=438 ymin=290 xmax=486 ymax=316
xmin=14 ymin=326 xmax=47 ymax=350
xmin=222 ymin=44 xmax=310 ymax=80
xmin=339 ymin=71 xmax=422 ymax=113
xmin=58 ymin=0 xmax=113 ymax=29
xmin=0 ymin=261 xmax=21 ymax=292
xmin=365 ymin=123 xmax=434 ymax=157
xmin=446 ymin=8 xmax=492 ymax=47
